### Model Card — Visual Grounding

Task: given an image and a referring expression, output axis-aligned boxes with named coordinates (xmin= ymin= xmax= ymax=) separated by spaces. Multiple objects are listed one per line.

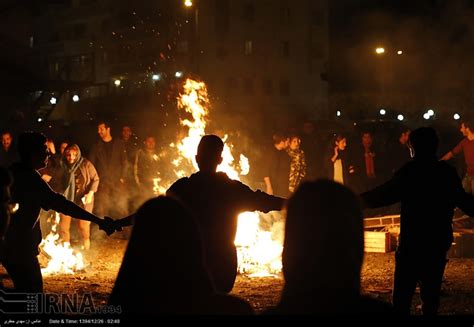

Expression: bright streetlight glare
xmin=152 ymin=74 xmax=161 ymax=81
xmin=375 ymin=47 xmax=385 ymax=54
xmin=454 ymin=113 xmax=461 ymax=120
xmin=397 ymin=50 xmax=403 ymax=55
xmin=427 ymin=109 xmax=435 ymax=116
xmin=336 ymin=110 xmax=341 ymax=117
xmin=379 ymin=109 xmax=386 ymax=115
xmin=397 ymin=114 xmax=404 ymax=121
xmin=423 ymin=113 xmax=430 ymax=120
xmin=175 ymin=71 xmax=183 ymax=78
xmin=72 ymin=95 xmax=80 ymax=102
xmin=49 ymin=97 xmax=57 ymax=105
xmin=114 ymin=79 xmax=121 ymax=86
xmin=184 ymin=0 xmax=193 ymax=7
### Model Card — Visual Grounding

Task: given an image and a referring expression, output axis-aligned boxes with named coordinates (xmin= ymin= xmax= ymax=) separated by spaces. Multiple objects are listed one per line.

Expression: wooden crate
xmin=364 ymin=231 xmax=391 ymax=253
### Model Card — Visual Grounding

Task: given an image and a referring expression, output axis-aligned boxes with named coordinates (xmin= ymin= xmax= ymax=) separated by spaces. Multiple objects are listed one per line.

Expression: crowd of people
xmin=1 ymin=116 xmax=474 ymax=316
xmin=263 ymin=123 xmax=413 ymax=201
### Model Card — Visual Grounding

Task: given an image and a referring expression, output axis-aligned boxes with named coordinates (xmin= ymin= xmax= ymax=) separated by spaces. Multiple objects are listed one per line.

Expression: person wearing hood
xmin=59 ymin=144 xmax=99 ymax=250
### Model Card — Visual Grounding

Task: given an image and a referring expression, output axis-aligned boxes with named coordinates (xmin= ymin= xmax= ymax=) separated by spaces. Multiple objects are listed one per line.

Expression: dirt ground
xmin=1 ymin=237 xmax=473 ymax=315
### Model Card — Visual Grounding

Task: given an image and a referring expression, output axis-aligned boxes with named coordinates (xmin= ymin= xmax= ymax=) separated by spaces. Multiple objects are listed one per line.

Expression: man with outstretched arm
xmin=2 ymin=132 xmax=116 ymax=292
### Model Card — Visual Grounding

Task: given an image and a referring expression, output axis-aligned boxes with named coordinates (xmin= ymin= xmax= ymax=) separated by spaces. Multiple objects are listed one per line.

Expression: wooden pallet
xmin=364 ymin=231 xmax=391 ymax=253
xmin=364 ymin=215 xmax=400 ymax=229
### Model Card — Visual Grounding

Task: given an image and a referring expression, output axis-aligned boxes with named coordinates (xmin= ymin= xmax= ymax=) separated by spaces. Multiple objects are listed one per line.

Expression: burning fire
xmin=39 ymin=213 xmax=85 ymax=275
xmin=155 ymin=77 xmax=284 ymax=277
xmin=38 ymin=77 xmax=282 ymax=278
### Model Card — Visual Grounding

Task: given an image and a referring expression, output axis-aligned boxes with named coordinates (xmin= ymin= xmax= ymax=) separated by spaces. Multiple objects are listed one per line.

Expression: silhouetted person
xmin=267 ymin=180 xmax=391 ymax=314
xmin=166 ymin=135 xmax=285 ymax=293
xmin=3 ymin=132 xmax=114 ymax=292
xmin=361 ymin=127 xmax=474 ymax=315
xmin=109 ymin=196 xmax=253 ymax=314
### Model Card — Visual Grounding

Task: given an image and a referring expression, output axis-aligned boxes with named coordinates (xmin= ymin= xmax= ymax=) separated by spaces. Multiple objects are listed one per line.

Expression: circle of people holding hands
xmin=1 ymin=117 xmax=474 ymax=316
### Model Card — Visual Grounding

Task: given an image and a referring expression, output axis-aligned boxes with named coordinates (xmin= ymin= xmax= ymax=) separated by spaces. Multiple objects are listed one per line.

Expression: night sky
xmin=330 ymin=0 xmax=474 ymax=96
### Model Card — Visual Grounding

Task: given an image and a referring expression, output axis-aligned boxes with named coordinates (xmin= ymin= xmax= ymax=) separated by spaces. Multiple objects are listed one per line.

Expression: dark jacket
xmin=265 ymin=147 xmax=291 ymax=198
xmin=89 ymin=139 xmax=128 ymax=187
xmin=361 ymin=158 xmax=474 ymax=254
xmin=167 ymin=171 xmax=284 ymax=293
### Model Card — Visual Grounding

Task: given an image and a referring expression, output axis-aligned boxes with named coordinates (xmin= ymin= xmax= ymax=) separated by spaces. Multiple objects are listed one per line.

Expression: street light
xmin=72 ymin=95 xmax=80 ymax=102
xmin=50 ymin=97 xmax=57 ymax=105
xmin=379 ymin=109 xmax=386 ymax=115
xmin=184 ymin=0 xmax=198 ymax=73
xmin=397 ymin=50 xmax=403 ymax=55
xmin=114 ymin=79 xmax=121 ymax=87
xmin=336 ymin=110 xmax=341 ymax=117
xmin=427 ymin=109 xmax=435 ymax=116
xmin=423 ymin=113 xmax=430 ymax=120
xmin=375 ymin=47 xmax=385 ymax=54
xmin=454 ymin=113 xmax=461 ymax=120
xmin=397 ymin=114 xmax=404 ymax=121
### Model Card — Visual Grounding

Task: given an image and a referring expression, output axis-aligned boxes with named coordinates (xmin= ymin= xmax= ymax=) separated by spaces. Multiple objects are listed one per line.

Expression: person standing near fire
xmin=89 ymin=121 xmax=128 ymax=221
xmin=165 ymin=135 xmax=285 ymax=293
xmin=114 ymin=135 xmax=286 ymax=293
xmin=361 ymin=127 xmax=474 ymax=315
xmin=263 ymin=134 xmax=291 ymax=197
xmin=58 ymin=144 xmax=99 ymax=251
xmin=3 ymin=132 xmax=114 ymax=292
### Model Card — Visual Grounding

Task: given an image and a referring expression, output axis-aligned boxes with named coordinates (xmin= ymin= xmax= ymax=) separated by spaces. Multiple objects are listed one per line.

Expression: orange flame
xmin=39 ymin=213 xmax=85 ymax=275
xmin=171 ymin=78 xmax=283 ymax=277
